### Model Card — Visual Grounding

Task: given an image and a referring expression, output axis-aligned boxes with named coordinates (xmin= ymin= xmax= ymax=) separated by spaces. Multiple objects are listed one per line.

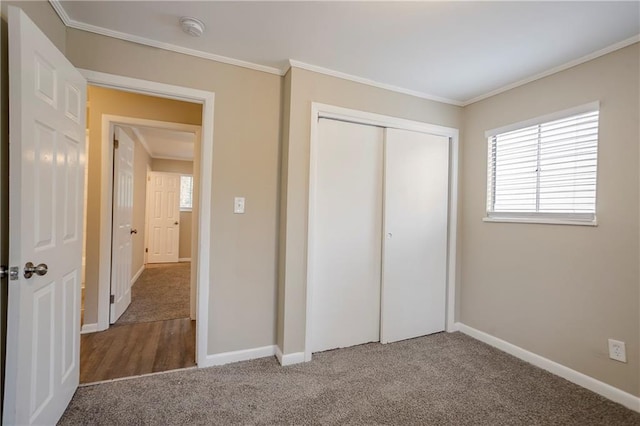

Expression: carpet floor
xmin=59 ymin=332 xmax=639 ymax=425
xmin=115 ymin=262 xmax=190 ymax=326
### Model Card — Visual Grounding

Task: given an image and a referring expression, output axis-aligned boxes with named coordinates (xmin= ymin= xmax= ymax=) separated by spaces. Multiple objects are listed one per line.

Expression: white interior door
xmin=110 ymin=126 xmax=134 ymax=323
xmin=381 ymin=128 xmax=449 ymax=343
xmin=4 ymin=7 xmax=86 ymax=425
xmin=311 ymin=119 xmax=383 ymax=353
xmin=147 ymin=172 xmax=181 ymax=263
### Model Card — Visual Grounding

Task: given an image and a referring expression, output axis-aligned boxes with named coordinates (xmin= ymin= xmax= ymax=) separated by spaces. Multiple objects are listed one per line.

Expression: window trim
xmin=484 ymin=101 xmax=600 ymax=226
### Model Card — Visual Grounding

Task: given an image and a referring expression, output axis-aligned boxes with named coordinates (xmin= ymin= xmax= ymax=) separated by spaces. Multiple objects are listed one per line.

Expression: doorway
xmin=79 ymin=84 xmax=206 ymax=383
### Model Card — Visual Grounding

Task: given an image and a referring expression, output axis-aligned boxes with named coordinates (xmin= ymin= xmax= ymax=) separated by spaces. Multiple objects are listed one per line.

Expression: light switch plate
xmin=234 ymin=197 xmax=245 ymax=214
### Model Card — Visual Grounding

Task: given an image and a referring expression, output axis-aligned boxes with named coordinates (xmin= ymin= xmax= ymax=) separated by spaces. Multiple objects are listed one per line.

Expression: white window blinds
xmin=486 ymin=107 xmax=599 ymax=223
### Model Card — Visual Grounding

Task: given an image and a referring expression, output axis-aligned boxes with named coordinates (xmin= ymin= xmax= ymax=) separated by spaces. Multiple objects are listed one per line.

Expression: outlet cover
xmin=608 ymin=339 xmax=627 ymax=363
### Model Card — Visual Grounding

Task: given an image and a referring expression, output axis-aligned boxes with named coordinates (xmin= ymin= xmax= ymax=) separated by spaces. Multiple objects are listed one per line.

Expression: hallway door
xmin=147 ymin=172 xmax=181 ymax=263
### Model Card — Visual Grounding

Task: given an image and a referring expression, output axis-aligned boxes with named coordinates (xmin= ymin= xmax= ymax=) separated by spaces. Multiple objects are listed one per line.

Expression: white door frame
xmin=305 ymin=102 xmax=459 ymax=362
xmin=81 ymin=69 xmax=213 ymax=366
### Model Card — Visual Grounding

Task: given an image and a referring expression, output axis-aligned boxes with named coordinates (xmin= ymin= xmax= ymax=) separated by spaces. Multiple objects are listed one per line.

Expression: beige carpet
xmin=59 ymin=332 xmax=639 ymax=425
xmin=115 ymin=262 xmax=190 ymax=326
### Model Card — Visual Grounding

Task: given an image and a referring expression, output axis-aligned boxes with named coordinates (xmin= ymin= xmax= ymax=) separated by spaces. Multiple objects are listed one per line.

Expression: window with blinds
xmin=486 ymin=105 xmax=599 ymax=224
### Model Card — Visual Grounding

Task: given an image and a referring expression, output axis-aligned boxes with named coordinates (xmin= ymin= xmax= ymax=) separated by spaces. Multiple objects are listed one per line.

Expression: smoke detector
xmin=180 ymin=17 xmax=205 ymax=37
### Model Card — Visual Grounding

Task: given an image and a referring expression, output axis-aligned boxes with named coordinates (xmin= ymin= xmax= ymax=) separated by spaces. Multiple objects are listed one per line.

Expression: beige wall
xmin=278 ymin=67 xmax=463 ymax=353
xmin=150 ymin=159 xmax=194 ymax=260
xmin=460 ymin=44 xmax=640 ymax=396
xmin=83 ymin=85 xmax=202 ymax=325
xmin=0 ymin=0 xmax=65 ymax=406
xmin=67 ymin=29 xmax=282 ymax=354
xmin=128 ymin=128 xmax=151 ymax=279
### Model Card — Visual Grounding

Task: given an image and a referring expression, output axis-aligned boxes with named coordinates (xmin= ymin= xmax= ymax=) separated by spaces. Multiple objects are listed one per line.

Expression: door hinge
xmin=110 ymin=294 xmax=115 ymax=304
xmin=145 ymin=248 xmax=148 ymax=253
xmin=113 ymin=139 xmax=119 ymax=149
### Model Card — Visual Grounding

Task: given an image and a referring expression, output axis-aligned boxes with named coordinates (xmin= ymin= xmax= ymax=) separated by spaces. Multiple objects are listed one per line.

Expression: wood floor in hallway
xmin=80 ymin=318 xmax=196 ymax=384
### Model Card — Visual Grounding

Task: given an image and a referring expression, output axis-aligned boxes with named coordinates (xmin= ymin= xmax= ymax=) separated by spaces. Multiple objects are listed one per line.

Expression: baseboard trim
xmin=275 ymin=346 xmax=305 ymax=366
xmin=456 ymin=322 xmax=640 ymax=413
xmin=201 ymin=345 xmax=276 ymax=367
xmin=80 ymin=323 xmax=99 ymax=334
xmin=131 ymin=265 xmax=145 ymax=286
xmin=179 ymin=258 xmax=191 ymax=262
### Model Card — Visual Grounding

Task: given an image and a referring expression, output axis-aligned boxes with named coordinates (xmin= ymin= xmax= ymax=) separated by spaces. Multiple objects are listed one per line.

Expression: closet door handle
xmin=387 ymin=232 xmax=393 ymax=239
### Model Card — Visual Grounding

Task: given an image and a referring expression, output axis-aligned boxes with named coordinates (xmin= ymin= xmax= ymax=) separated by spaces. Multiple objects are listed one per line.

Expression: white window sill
xmin=180 ymin=208 xmax=192 ymax=212
xmin=483 ymin=216 xmax=598 ymax=227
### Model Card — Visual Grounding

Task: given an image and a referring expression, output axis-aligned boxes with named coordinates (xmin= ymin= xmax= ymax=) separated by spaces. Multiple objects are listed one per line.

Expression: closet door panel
xmin=382 ymin=129 xmax=449 ymax=343
xmin=311 ymin=119 xmax=383 ymax=353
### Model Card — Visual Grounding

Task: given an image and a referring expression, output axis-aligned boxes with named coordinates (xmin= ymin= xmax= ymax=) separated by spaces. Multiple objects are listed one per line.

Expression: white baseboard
xmin=456 ymin=322 xmax=640 ymax=413
xmin=275 ymin=346 xmax=305 ymax=366
xmin=80 ymin=323 xmax=99 ymax=334
xmin=201 ymin=345 xmax=276 ymax=367
xmin=179 ymin=257 xmax=191 ymax=262
xmin=131 ymin=264 xmax=145 ymax=286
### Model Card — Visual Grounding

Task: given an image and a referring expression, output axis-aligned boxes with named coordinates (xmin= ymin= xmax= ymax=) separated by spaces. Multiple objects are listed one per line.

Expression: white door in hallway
xmin=4 ymin=7 xmax=86 ymax=425
xmin=147 ymin=172 xmax=181 ymax=263
xmin=381 ymin=128 xmax=449 ymax=343
xmin=110 ymin=126 xmax=135 ymax=323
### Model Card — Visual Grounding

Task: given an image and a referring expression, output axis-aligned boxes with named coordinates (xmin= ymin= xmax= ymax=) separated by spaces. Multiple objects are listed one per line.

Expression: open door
xmin=110 ymin=126 xmax=134 ymax=323
xmin=147 ymin=172 xmax=181 ymax=264
xmin=4 ymin=6 xmax=86 ymax=425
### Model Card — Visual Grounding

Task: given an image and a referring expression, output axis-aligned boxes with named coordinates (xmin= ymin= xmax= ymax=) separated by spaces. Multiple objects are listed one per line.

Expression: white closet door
xmin=381 ymin=128 xmax=449 ymax=343
xmin=311 ymin=119 xmax=383 ymax=353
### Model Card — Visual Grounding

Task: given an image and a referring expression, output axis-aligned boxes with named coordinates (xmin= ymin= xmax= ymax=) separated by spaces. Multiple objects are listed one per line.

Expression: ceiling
xmin=55 ymin=1 xmax=640 ymax=105
xmin=126 ymin=125 xmax=196 ymax=161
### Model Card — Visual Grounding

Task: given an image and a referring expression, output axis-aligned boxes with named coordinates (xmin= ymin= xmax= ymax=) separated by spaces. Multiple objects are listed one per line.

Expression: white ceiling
xmin=127 ymin=125 xmax=196 ymax=161
xmin=55 ymin=1 xmax=640 ymax=105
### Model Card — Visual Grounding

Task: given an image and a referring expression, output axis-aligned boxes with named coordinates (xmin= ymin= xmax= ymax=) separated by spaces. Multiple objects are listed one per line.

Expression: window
xmin=485 ymin=103 xmax=599 ymax=225
xmin=180 ymin=175 xmax=193 ymax=211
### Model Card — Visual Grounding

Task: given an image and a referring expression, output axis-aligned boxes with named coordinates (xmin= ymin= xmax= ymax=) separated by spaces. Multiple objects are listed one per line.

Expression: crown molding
xmin=288 ymin=59 xmax=464 ymax=107
xmin=462 ymin=34 xmax=640 ymax=106
xmin=49 ymin=0 xmax=283 ymax=76
xmin=51 ymin=1 xmax=640 ymax=108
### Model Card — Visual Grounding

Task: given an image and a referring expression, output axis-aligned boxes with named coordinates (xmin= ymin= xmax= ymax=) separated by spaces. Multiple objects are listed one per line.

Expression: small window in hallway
xmin=180 ymin=175 xmax=193 ymax=210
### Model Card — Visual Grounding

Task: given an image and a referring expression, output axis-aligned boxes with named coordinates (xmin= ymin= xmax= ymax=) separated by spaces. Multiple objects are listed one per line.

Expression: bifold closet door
xmin=311 ymin=118 xmax=383 ymax=353
xmin=381 ymin=128 xmax=449 ymax=344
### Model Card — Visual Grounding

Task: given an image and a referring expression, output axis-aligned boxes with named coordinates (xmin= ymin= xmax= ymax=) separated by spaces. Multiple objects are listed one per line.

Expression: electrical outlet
xmin=608 ymin=339 xmax=626 ymax=363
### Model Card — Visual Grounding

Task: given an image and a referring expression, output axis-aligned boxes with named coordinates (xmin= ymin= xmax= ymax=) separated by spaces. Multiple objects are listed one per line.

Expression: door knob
xmin=24 ymin=262 xmax=48 ymax=279
xmin=130 ymin=229 xmax=138 ymax=235
xmin=174 ymin=221 xmax=179 ymax=225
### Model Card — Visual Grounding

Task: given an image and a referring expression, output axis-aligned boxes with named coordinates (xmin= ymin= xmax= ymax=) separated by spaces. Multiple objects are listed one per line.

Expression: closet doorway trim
xmin=305 ymin=102 xmax=460 ymax=362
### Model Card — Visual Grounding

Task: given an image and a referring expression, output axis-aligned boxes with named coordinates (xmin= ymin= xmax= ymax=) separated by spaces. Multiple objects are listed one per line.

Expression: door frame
xmin=305 ymin=102 xmax=460 ymax=362
xmin=81 ymin=69 xmax=213 ymax=366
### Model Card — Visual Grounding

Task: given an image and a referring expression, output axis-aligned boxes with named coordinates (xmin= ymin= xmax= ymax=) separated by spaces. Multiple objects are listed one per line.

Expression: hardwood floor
xmin=80 ymin=318 xmax=195 ymax=384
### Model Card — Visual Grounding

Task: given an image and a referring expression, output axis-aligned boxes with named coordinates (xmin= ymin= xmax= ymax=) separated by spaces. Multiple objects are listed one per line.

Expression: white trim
xmin=305 ymin=103 xmax=459 ymax=362
xmin=288 ymin=60 xmax=462 ymax=106
xmin=483 ymin=217 xmax=598 ymax=227
xmin=275 ymin=346 xmax=305 ymax=367
xmin=80 ymin=323 xmax=99 ymax=334
xmin=464 ymin=35 xmax=640 ymax=106
xmin=178 ymin=258 xmax=192 ymax=262
xmin=456 ymin=323 xmax=640 ymax=413
xmin=131 ymin=264 xmax=144 ymax=286
xmin=47 ymin=1 xmax=640 ymax=107
xmin=82 ymin=69 xmax=214 ymax=367
xmin=79 ymin=366 xmax=198 ymax=387
xmin=201 ymin=345 xmax=277 ymax=368
xmin=484 ymin=101 xmax=600 ymax=138
xmin=49 ymin=1 xmax=282 ymax=76
xmin=148 ymin=155 xmax=195 ymax=162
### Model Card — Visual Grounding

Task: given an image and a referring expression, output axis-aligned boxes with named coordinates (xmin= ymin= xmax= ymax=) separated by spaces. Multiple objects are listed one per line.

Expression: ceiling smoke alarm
xmin=180 ymin=17 xmax=205 ymax=37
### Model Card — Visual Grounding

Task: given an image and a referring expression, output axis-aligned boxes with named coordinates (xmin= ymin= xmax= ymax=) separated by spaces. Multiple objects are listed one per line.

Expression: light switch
xmin=234 ymin=197 xmax=245 ymax=214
